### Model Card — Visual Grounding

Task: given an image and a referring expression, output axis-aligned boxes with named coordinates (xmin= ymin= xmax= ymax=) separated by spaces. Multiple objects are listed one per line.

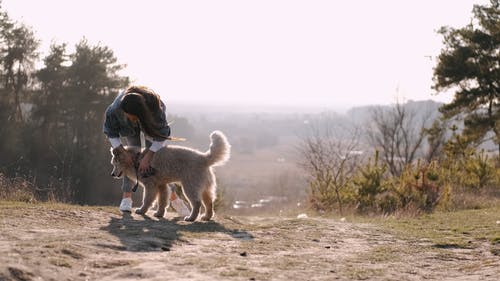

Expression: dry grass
xmin=0 ymin=173 xmax=37 ymax=203
xmin=448 ymin=186 xmax=500 ymax=210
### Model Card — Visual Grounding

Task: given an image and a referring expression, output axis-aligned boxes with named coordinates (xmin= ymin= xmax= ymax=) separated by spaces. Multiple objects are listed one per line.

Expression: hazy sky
xmin=3 ymin=0 xmax=489 ymax=110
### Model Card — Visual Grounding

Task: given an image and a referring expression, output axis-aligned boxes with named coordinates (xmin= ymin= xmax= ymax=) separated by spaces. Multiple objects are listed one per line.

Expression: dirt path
xmin=0 ymin=202 xmax=498 ymax=281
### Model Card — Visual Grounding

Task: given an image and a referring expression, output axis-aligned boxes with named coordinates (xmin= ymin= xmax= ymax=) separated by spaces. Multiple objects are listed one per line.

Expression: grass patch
xmin=49 ymin=258 xmax=72 ymax=268
xmin=365 ymin=246 xmax=400 ymax=262
xmin=355 ymin=206 xmax=500 ymax=250
xmin=344 ymin=267 xmax=385 ymax=280
xmin=433 ymin=243 xmax=470 ymax=249
xmin=491 ymin=236 xmax=500 ymax=244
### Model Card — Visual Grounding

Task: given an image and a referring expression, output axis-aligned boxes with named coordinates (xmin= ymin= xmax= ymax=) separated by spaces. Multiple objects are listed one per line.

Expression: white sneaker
xmin=119 ymin=198 xmax=133 ymax=212
xmin=170 ymin=198 xmax=191 ymax=217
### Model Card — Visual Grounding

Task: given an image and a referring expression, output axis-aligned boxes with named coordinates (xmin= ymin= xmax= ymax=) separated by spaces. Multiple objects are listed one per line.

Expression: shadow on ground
xmin=99 ymin=212 xmax=254 ymax=252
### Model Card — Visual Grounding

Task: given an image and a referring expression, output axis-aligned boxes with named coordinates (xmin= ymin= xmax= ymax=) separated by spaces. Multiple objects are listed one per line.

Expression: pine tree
xmin=433 ymin=0 xmax=499 ymax=156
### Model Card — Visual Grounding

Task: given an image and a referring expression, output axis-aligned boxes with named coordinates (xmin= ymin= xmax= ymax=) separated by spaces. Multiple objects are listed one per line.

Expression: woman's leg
xmin=119 ymin=133 xmax=141 ymax=211
xmin=119 ymin=176 xmax=134 ymax=212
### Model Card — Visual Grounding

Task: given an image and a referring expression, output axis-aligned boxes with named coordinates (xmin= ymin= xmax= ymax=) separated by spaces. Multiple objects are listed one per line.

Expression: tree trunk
xmin=335 ymin=189 xmax=343 ymax=215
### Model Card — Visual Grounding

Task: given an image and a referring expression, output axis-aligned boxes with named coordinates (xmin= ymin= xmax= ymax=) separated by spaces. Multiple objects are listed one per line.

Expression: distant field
xmin=218 ymin=142 xmax=307 ymax=205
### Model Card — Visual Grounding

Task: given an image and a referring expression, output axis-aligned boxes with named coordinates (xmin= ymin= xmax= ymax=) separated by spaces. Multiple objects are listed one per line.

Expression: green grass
xmin=344 ymin=266 xmax=385 ymax=280
xmin=356 ymin=206 xmax=500 ymax=252
xmin=364 ymin=245 xmax=400 ymax=262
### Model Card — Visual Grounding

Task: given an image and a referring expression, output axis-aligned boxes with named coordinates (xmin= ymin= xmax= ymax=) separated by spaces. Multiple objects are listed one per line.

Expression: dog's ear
xmin=111 ymin=147 xmax=122 ymax=156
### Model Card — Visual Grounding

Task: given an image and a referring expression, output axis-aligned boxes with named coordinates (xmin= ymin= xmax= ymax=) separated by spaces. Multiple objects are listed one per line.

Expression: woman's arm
xmin=103 ymin=98 xmax=123 ymax=140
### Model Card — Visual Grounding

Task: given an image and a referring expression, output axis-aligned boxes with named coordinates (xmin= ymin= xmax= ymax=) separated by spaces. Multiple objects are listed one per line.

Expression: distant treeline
xmin=0 ymin=6 xmax=129 ymax=203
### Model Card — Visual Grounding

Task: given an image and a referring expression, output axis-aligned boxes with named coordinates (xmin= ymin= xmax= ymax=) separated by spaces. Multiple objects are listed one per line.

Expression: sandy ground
xmin=0 ymin=203 xmax=499 ymax=281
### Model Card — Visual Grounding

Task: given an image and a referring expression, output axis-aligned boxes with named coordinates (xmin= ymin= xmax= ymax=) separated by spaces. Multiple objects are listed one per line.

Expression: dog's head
xmin=110 ymin=147 xmax=136 ymax=179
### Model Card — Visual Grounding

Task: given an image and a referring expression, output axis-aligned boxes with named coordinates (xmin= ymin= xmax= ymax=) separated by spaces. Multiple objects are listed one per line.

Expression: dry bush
xmin=299 ymin=125 xmax=362 ymax=215
xmin=0 ymin=173 xmax=37 ymax=202
xmin=214 ymin=184 xmax=229 ymax=212
xmin=353 ymin=153 xmax=452 ymax=215
xmin=394 ymin=160 xmax=446 ymax=212
xmin=449 ymin=185 xmax=500 ymax=210
xmin=0 ymin=173 xmax=73 ymax=203
xmin=367 ymin=100 xmax=435 ymax=177
xmin=438 ymin=146 xmax=499 ymax=209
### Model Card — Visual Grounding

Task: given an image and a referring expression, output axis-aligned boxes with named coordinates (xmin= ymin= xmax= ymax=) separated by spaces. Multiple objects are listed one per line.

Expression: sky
xmin=2 ymin=0 xmax=490 ymax=111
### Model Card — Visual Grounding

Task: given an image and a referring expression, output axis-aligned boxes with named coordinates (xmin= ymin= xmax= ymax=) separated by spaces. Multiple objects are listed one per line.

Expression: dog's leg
xmin=135 ymin=182 xmax=157 ymax=215
xmin=200 ymin=189 xmax=214 ymax=221
xmin=182 ymin=184 xmax=202 ymax=222
xmin=185 ymin=200 xmax=201 ymax=222
xmin=154 ymin=184 xmax=168 ymax=218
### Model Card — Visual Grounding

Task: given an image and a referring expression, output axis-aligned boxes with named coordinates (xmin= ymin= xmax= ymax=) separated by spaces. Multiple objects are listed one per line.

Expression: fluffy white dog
xmin=110 ymin=131 xmax=230 ymax=221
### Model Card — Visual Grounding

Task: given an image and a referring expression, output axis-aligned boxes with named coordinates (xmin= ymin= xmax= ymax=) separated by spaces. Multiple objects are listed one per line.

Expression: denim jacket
xmin=103 ymin=92 xmax=171 ymax=150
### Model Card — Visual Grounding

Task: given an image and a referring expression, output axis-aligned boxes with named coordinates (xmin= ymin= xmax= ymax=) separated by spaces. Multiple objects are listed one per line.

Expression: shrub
xmin=463 ymin=149 xmax=496 ymax=189
xmin=214 ymin=184 xmax=228 ymax=212
xmin=353 ymin=151 xmax=390 ymax=213
xmin=393 ymin=160 xmax=446 ymax=212
xmin=0 ymin=173 xmax=37 ymax=202
xmin=308 ymin=176 xmax=339 ymax=211
xmin=375 ymin=191 xmax=400 ymax=214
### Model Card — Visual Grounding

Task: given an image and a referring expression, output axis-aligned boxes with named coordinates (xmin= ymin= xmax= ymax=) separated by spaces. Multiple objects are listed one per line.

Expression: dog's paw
xmin=200 ymin=214 xmax=212 ymax=221
xmin=135 ymin=208 xmax=147 ymax=215
xmin=153 ymin=211 xmax=164 ymax=218
xmin=183 ymin=216 xmax=196 ymax=222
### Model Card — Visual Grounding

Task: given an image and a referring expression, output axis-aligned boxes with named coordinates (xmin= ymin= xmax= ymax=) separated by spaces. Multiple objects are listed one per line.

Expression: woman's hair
xmin=120 ymin=85 xmax=168 ymax=139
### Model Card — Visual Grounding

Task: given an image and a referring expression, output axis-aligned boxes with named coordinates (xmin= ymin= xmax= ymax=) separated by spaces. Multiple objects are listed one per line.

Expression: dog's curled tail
xmin=206 ymin=130 xmax=231 ymax=166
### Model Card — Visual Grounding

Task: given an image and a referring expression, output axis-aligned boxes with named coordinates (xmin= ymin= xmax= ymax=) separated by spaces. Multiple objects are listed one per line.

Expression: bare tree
xmin=367 ymin=100 xmax=435 ymax=176
xmin=298 ymin=120 xmax=363 ymax=214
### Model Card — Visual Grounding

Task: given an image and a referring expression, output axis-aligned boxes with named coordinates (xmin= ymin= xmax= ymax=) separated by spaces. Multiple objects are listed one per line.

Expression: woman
xmin=103 ymin=85 xmax=190 ymax=216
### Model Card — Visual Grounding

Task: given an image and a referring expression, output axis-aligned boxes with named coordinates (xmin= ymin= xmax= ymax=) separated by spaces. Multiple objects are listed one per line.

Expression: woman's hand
xmin=139 ymin=150 xmax=155 ymax=176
